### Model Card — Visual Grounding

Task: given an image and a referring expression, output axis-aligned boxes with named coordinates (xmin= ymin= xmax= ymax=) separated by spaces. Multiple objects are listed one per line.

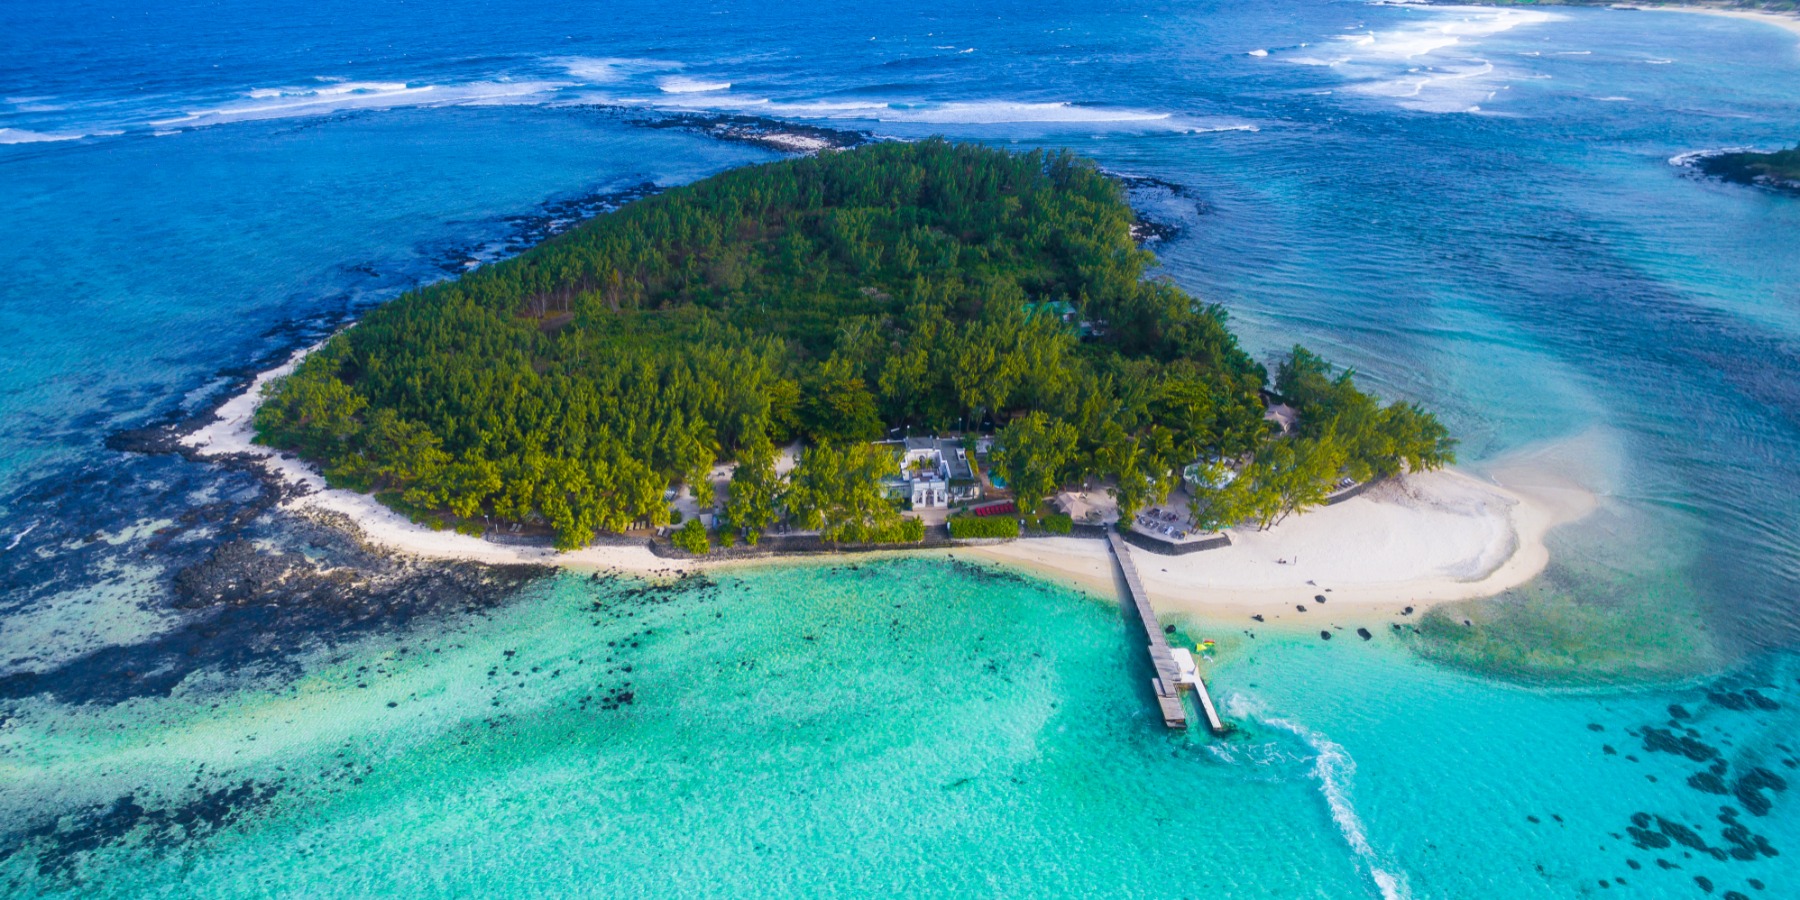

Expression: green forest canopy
xmin=1698 ymin=142 xmax=1800 ymax=185
xmin=254 ymin=140 xmax=1454 ymax=549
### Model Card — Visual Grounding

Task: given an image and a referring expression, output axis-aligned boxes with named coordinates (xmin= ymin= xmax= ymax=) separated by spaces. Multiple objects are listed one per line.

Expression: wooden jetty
xmin=1105 ymin=532 xmax=1227 ymax=734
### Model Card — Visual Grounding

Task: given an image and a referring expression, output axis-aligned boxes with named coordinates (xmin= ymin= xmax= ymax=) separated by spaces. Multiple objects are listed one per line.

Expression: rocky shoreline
xmin=1674 ymin=146 xmax=1800 ymax=195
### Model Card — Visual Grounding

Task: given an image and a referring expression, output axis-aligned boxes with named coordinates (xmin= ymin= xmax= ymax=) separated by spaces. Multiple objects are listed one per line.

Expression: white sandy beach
xmin=186 ymin=345 xmax=1600 ymax=617
xmin=182 ymin=344 xmax=689 ymax=575
xmin=967 ymin=461 xmax=1596 ymax=622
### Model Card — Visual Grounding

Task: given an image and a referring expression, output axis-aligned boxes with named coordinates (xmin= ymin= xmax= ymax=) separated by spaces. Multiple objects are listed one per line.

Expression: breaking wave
xmin=658 ymin=77 xmax=732 ymax=93
xmin=0 ymin=128 xmax=85 ymax=145
xmin=1284 ymin=6 xmax=1561 ymax=113
xmin=621 ymin=94 xmax=1182 ymax=128
xmin=151 ymin=78 xmax=570 ymax=129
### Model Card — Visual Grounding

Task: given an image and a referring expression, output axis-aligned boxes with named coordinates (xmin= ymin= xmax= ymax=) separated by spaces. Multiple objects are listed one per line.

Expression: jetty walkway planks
xmin=1104 ymin=532 xmax=1227 ymax=734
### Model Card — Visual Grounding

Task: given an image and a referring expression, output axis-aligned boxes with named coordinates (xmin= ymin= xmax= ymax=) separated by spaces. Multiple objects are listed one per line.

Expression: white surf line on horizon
xmin=16 ymin=43 xmax=1207 ymax=146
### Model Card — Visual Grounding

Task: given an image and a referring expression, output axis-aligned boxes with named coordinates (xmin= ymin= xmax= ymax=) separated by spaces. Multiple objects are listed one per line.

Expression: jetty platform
xmin=1104 ymin=532 xmax=1227 ymax=733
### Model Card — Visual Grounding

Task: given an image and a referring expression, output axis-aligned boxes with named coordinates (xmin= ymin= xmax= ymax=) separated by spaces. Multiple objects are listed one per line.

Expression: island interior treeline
xmin=255 ymin=140 xmax=1453 ymax=549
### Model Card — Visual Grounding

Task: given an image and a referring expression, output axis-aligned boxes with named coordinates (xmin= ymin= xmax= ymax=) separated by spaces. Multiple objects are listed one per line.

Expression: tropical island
xmin=250 ymin=141 xmax=1454 ymax=556
xmin=1693 ymin=142 xmax=1800 ymax=191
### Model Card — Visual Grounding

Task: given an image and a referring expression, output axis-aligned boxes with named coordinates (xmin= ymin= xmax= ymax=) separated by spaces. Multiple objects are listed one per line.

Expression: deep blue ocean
xmin=3 ymin=1 xmax=1799 ymax=896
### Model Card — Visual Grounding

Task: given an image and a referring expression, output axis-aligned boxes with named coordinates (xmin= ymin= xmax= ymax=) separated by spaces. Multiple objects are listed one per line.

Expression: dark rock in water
xmin=1657 ymin=816 xmax=1711 ymax=853
xmin=0 ymin=513 xmax=549 ymax=705
xmin=1604 ymin=744 xmax=1617 ymax=755
xmin=1724 ymin=892 xmax=1749 ymax=900
xmin=1655 ymin=857 xmax=1679 ymax=869
xmin=1708 ymin=690 xmax=1745 ymax=710
xmin=1627 ymin=826 xmax=1672 ymax=850
xmin=1357 ymin=628 xmax=1372 ymax=641
xmin=1401 ymin=606 xmax=1413 ymax=615
xmin=1713 ymin=824 xmax=1756 ymax=856
xmin=1314 ymin=594 xmax=1327 ymax=603
xmin=1696 ymin=875 xmax=1714 ymax=893
xmin=3 ymin=779 xmax=278 ymax=881
xmin=1750 ymin=878 xmax=1765 ymax=889
xmin=1252 ymin=614 xmax=1264 ymax=622
xmin=1745 ymin=689 xmax=1780 ymax=711
xmin=1731 ymin=767 xmax=1788 ymax=817
xmin=1320 ymin=630 xmax=1333 ymax=640
xmin=1589 ymin=723 xmax=1606 ymax=732
xmin=1296 ymin=604 xmax=1308 ymax=612
xmin=1164 ymin=624 xmax=1176 ymax=634
xmin=1626 ymin=858 xmax=1642 ymax=870
xmin=1690 ymin=772 xmax=1730 ymax=795
xmin=1527 ymin=815 xmax=1540 ymax=824
xmin=1670 ymin=704 xmax=1692 ymax=720
xmin=1641 ymin=726 xmax=1719 ymax=762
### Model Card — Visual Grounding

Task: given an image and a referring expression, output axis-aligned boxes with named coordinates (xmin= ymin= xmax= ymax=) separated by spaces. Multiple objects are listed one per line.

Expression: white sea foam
xmin=246 ymin=81 xmax=410 ymax=100
xmin=1262 ymin=715 xmax=1415 ymax=900
xmin=1288 ymin=7 xmax=1561 ymax=113
xmin=555 ymin=56 xmax=684 ymax=83
xmin=0 ymin=127 xmax=84 ymax=145
xmin=1186 ymin=122 xmax=1260 ymax=134
xmin=156 ymin=78 xmax=570 ymax=128
xmin=622 ymin=94 xmax=1180 ymax=128
xmin=1669 ymin=146 xmax=1760 ymax=168
xmin=657 ymin=77 xmax=731 ymax=94
xmin=4 ymin=521 xmax=37 ymax=551
xmin=1248 ymin=48 xmax=1270 ymax=57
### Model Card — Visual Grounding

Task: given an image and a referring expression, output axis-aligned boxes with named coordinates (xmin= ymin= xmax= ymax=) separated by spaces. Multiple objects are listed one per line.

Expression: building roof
xmin=900 ymin=436 xmax=973 ymax=480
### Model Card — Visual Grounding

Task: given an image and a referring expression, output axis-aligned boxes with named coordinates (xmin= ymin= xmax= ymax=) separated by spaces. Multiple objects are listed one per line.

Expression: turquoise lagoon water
xmin=9 ymin=559 xmax=1796 ymax=898
xmin=3 ymin=0 xmax=1800 ymax=896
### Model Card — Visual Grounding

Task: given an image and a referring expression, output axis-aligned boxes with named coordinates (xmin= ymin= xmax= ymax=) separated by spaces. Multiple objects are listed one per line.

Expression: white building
xmin=895 ymin=437 xmax=976 ymax=509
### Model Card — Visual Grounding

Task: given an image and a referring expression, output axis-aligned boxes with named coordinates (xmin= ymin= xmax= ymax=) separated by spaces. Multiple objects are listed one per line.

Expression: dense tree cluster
xmin=1183 ymin=347 xmax=1457 ymax=531
xmin=1697 ymin=142 xmax=1800 ymax=189
xmin=256 ymin=140 xmax=1450 ymax=548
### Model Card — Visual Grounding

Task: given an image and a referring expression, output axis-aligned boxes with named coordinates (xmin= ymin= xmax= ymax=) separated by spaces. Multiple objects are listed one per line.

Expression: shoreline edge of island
xmin=181 ymin=341 xmax=1603 ymax=629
